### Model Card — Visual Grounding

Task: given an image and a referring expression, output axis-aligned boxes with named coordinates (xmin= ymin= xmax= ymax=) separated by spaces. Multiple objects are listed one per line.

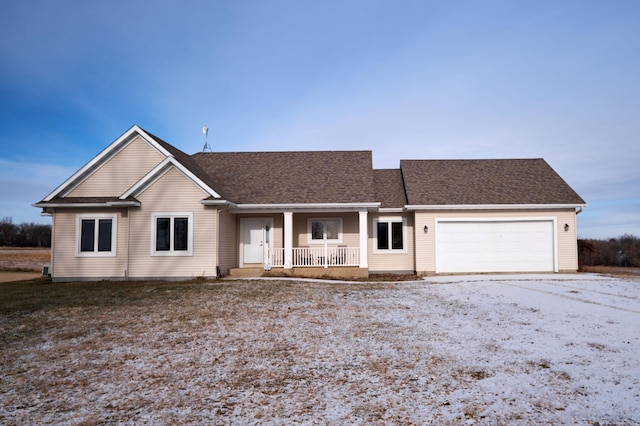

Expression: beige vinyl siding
xmin=414 ymin=212 xmax=436 ymax=274
xmin=368 ymin=214 xmax=415 ymax=273
xmin=555 ymin=209 xmax=579 ymax=271
xmin=414 ymin=209 xmax=579 ymax=274
xmin=292 ymin=213 xmax=359 ymax=248
xmin=50 ymin=208 xmax=129 ymax=280
xmin=272 ymin=215 xmax=284 ymax=249
xmin=217 ymin=208 xmax=237 ymax=275
xmin=127 ymin=167 xmax=217 ymax=278
xmin=67 ymin=136 xmax=165 ymax=197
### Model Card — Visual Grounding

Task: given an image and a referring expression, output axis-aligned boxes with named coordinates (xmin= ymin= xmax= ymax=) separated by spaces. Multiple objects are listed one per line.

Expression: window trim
xmin=75 ymin=213 xmax=117 ymax=257
xmin=307 ymin=217 xmax=343 ymax=244
xmin=373 ymin=216 xmax=407 ymax=254
xmin=150 ymin=212 xmax=194 ymax=256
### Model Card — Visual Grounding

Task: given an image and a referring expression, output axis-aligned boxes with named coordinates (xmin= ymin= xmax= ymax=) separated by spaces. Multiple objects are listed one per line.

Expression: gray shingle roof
xmin=35 ymin=126 xmax=585 ymax=209
xmin=400 ymin=158 xmax=586 ymax=206
xmin=373 ymin=169 xmax=407 ymax=209
xmin=191 ymin=151 xmax=376 ymax=204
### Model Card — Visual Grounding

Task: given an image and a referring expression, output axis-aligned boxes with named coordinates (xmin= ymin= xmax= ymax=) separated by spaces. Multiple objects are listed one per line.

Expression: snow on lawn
xmin=1 ymin=274 xmax=638 ymax=424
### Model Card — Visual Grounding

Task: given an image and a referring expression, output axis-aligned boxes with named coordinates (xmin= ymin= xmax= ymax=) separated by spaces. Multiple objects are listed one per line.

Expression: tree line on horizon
xmin=0 ymin=217 xmax=51 ymax=248
xmin=1 ymin=217 xmax=638 ymax=267
xmin=579 ymin=234 xmax=640 ymax=268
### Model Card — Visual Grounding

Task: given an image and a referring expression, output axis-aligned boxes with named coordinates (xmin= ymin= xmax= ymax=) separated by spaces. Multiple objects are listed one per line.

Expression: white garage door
xmin=436 ymin=220 xmax=555 ymax=273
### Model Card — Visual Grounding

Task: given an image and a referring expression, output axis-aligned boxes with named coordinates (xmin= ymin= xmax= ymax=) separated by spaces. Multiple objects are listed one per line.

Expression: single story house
xmin=34 ymin=125 xmax=586 ymax=281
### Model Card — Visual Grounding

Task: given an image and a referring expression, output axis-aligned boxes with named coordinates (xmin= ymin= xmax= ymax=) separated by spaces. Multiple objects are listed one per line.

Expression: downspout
xmin=50 ymin=209 xmax=56 ymax=279
xmin=125 ymin=207 xmax=130 ymax=280
xmin=215 ymin=207 xmax=220 ymax=278
xmin=574 ymin=205 xmax=585 ymax=272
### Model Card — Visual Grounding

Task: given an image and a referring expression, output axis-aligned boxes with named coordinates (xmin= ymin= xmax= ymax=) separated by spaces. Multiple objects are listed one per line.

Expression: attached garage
xmin=435 ymin=219 xmax=557 ymax=273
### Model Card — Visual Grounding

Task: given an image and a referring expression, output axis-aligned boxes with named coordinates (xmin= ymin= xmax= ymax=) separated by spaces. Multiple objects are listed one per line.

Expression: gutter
xmin=32 ymin=201 xmax=141 ymax=208
xmin=107 ymin=201 xmax=141 ymax=207
xmin=200 ymin=199 xmax=237 ymax=208
xmin=405 ymin=203 xmax=586 ymax=211
xmin=201 ymin=200 xmax=381 ymax=213
xmin=227 ymin=202 xmax=381 ymax=213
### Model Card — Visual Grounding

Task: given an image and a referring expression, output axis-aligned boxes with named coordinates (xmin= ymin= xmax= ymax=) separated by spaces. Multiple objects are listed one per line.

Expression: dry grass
xmin=1 ymin=276 xmax=638 ymax=424
xmin=0 ymin=247 xmax=50 ymax=272
xmin=0 ymin=271 xmax=41 ymax=283
xmin=579 ymin=265 xmax=640 ymax=277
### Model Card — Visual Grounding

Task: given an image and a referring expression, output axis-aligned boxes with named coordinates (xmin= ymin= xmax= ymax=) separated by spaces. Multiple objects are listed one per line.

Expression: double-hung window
xmin=374 ymin=217 xmax=407 ymax=253
xmin=308 ymin=218 xmax=342 ymax=244
xmin=151 ymin=213 xmax=193 ymax=256
xmin=76 ymin=214 xmax=117 ymax=256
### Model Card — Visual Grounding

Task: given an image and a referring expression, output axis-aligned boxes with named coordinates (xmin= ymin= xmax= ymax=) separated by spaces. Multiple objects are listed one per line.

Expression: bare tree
xmin=0 ymin=217 xmax=17 ymax=246
xmin=0 ymin=217 xmax=51 ymax=247
xmin=579 ymin=234 xmax=640 ymax=267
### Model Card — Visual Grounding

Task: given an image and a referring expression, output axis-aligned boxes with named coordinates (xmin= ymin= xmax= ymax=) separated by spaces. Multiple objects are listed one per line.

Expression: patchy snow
xmin=1 ymin=274 xmax=639 ymax=424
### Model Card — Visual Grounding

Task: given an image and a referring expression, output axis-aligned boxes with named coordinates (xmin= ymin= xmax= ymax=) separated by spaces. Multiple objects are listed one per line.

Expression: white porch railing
xmin=268 ymin=245 xmax=359 ymax=268
xmin=268 ymin=247 xmax=285 ymax=268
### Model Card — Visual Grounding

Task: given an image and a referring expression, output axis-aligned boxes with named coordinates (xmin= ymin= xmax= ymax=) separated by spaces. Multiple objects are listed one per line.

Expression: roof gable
xmin=121 ymin=157 xmax=221 ymax=200
xmin=64 ymin=133 xmax=165 ymax=198
xmin=43 ymin=125 xmax=174 ymax=201
xmin=192 ymin=151 xmax=376 ymax=204
xmin=400 ymin=158 xmax=586 ymax=206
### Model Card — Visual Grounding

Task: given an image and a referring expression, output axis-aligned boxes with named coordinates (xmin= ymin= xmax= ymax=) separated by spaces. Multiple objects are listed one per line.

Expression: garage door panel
xmin=436 ymin=220 xmax=554 ymax=273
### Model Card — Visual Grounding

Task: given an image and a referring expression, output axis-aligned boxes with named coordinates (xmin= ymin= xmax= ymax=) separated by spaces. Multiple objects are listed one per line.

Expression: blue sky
xmin=1 ymin=0 xmax=638 ymax=239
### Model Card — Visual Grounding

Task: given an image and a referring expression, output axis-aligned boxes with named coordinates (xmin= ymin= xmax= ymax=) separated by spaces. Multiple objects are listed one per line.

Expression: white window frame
xmin=373 ymin=216 xmax=407 ymax=254
xmin=75 ymin=213 xmax=117 ymax=257
xmin=151 ymin=212 xmax=193 ymax=256
xmin=307 ymin=217 xmax=343 ymax=244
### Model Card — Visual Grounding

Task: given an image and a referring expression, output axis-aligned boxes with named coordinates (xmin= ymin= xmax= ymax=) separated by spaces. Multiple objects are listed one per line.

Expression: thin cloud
xmin=1 ymin=1 xmax=639 ymax=238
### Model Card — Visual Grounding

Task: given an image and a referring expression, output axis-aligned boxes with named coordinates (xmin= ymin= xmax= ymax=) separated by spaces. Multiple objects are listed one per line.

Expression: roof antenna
xmin=202 ymin=125 xmax=212 ymax=152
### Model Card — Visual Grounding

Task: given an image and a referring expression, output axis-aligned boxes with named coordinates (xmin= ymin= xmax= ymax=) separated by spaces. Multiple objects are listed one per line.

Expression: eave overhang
xmin=200 ymin=199 xmax=237 ymax=207
xmin=33 ymin=200 xmax=141 ymax=208
xmin=201 ymin=202 xmax=381 ymax=214
xmin=405 ymin=203 xmax=587 ymax=211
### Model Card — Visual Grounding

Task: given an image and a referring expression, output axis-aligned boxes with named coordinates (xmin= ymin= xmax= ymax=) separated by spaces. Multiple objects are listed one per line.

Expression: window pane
xmin=174 ymin=217 xmax=188 ymax=251
xmin=311 ymin=221 xmax=324 ymax=240
xmin=377 ymin=222 xmax=389 ymax=250
xmin=80 ymin=220 xmax=95 ymax=252
xmin=391 ymin=222 xmax=403 ymax=250
xmin=325 ymin=220 xmax=340 ymax=240
xmin=97 ymin=219 xmax=112 ymax=252
xmin=156 ymin=218 xmax=170 ymax=251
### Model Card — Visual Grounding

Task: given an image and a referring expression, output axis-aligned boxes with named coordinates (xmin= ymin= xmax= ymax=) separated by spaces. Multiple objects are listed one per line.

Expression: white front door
xmin=241 ymin=218 xmax=271 ymax=266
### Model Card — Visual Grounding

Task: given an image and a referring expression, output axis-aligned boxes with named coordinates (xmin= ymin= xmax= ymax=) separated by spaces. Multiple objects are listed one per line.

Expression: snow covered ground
xmin=1 ymin=274 xmax=638 ymax=424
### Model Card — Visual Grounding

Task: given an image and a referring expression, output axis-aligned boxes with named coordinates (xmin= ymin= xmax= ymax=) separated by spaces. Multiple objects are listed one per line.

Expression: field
xmin=0 ymin=247 xmax=50 ymax=282
xmin=1 ymin=273 xmax=638 ymax=424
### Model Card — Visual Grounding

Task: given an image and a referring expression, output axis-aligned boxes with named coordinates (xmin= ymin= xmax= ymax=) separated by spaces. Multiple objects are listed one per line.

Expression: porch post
xmin=284 ymin=211 xmax=293 ymax=269
xmin=358 ymin=210 xmax=368 ymax=268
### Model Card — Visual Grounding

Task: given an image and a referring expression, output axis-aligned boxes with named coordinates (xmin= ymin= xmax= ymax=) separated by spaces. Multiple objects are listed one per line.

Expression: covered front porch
xmin=268 ymin=245 xmax=361 ymax=268
xmin=231 ymin=207 xmax=373 ymax=278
